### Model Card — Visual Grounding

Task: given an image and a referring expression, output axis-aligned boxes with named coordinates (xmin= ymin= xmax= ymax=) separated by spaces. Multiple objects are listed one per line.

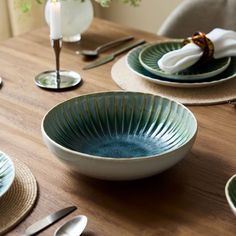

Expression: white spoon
xmin=54 ymin=215 xmax=88 ymax=236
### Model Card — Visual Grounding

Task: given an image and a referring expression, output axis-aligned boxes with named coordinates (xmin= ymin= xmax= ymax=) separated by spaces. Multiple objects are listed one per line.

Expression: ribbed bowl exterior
xmin=0 ymin=152 xmax=15 ymax=197
xmin=42 ymin=92 xmax=197 ymax=180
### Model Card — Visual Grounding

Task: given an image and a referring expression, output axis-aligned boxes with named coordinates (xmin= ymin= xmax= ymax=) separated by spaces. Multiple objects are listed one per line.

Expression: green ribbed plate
xmin=43 ymin=92 xmax=197 ymax=159
xmin=127 ymin=45 xmax=236 ymax=88
xmin=0 ymin=152 xmax=15 ymax=197
xmin=139 ymin=41 xmax=231 ymax=80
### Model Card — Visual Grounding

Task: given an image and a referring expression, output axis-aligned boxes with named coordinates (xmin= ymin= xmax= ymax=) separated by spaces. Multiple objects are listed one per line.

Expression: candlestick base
xmin=34 ymin=70 xmax=81 ymax=90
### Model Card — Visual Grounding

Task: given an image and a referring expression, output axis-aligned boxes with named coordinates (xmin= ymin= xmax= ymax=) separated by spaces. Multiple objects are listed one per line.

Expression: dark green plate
xmin=138 ymin=41 xmax=231 ymax=80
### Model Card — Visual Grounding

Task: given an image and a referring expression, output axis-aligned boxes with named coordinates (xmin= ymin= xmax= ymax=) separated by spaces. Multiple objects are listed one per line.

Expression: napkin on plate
xmin=158 ymin=28 xmax=236 ymax=74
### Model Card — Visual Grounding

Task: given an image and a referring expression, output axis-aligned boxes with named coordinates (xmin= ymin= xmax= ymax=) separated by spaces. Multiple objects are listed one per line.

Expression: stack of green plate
xmin=126 ymin=40 xmax=235 ymax=88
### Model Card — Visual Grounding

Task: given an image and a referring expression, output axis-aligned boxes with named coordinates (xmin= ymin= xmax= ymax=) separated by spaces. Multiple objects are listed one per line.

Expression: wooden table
xmin=1 ymin=18 xmax=236 ymax=236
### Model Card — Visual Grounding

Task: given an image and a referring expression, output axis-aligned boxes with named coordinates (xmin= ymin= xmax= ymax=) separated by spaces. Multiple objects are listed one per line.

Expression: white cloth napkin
xmin=158 ymin=28 xmax=236 ymax=74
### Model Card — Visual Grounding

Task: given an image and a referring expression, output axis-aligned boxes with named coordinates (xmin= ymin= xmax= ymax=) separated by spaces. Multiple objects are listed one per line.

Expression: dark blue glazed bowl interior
xmin=43 ymin=92 xmax=196 ymax=158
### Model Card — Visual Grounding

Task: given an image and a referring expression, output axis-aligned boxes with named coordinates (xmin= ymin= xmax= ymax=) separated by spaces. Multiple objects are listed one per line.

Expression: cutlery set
xmin=76 ymin=35 xmax=134 ymax=57
xmin=25 ymin=206 xmax=87 ymax=236
xmin=78 ymin=36 xmax=145 ymax=69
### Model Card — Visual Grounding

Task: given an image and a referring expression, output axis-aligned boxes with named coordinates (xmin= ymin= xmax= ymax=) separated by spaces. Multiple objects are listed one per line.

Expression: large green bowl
xmin=42 ymin=92 xmax=197 ymax=180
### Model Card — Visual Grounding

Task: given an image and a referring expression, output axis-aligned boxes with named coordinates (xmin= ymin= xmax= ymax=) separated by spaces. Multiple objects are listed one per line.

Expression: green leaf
xmin=19 ymin=0 xmax=141 ymax=13
xmin=20 ymin=3 xmax=32 ymax=12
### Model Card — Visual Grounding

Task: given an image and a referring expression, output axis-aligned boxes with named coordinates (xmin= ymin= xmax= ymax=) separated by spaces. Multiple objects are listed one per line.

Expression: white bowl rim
xmin=41 ymin=91 xmax=198 ymax=162
xmin=0 ymin=151 xmax=15 ymax=198
xmin=225 ymin=174 xmax=236 ymax=213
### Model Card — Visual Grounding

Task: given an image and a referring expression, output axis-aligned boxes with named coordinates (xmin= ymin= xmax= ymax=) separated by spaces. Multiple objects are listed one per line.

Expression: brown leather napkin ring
xmin=183 ymin=31 xmax=214 ymax=62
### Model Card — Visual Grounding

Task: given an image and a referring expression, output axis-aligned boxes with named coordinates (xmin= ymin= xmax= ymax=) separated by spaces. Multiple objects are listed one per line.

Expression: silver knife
xmin=25 ymin=206 xmax=77 ymax=236
xmin=83 ymin=39 xmax=146 ymax=70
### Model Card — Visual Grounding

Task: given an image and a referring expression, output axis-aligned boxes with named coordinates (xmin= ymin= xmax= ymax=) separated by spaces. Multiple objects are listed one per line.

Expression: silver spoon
xmin=54 ymin=215 xmax=88 ymax=236
xmin=76 ymin=35 xmax=134 ymax=57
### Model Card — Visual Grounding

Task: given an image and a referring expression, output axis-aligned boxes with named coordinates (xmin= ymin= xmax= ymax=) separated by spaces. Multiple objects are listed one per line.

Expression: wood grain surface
xmin=0 ymin=18 xmax=236 ymax=236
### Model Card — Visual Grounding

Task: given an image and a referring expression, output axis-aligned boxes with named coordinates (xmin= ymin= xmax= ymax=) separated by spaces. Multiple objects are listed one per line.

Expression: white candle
xmin=50 ymin=0 xmax=62 ymax=39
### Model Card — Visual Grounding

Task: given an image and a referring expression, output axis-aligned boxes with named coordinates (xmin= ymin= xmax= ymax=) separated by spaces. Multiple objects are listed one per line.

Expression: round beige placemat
xmin=111 ymin=56 xmax=236 ymax=105
xmin=0 ymin=158 xmax=38 ymax=235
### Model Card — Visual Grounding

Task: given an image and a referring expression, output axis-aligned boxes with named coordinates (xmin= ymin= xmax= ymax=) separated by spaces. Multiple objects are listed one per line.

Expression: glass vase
xmin=45 ymin=0 xmax=94 ymax=42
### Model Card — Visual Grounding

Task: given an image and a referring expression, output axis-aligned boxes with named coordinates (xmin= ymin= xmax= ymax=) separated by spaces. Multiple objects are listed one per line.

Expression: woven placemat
xmin=0 ymin=158 xmax=38 ymax=235
xmin=111 ymin=56 xmax=236 ymax=105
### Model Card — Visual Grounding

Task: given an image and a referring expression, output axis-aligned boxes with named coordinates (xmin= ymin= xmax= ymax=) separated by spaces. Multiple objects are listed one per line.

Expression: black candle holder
xmin=35 ymin=38 xmax=81 ymax=90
